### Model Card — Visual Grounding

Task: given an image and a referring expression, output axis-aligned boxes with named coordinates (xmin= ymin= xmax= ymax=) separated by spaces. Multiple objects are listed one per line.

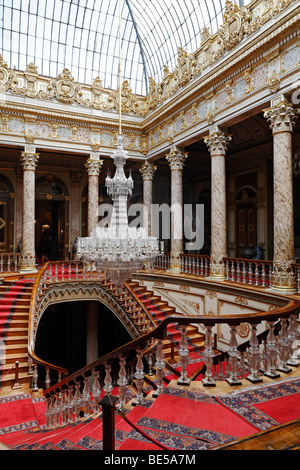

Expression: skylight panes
xmin=0 ymin=0 xmax=230 ymax=95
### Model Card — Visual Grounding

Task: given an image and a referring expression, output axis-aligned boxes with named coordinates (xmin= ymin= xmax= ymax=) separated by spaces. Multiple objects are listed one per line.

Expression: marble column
xmin=20 ymin=145 xmax=39 ymax=272
xmin=85 ymin=155 xmax=103 ymax=235
xmin=139 ymin=161 xmax=157 ymax=235
xmin=204 ymin=126 xmax=231 ymax=280
xmin=264 ymin=96 xmax=298 ymax=292
xmin=15 ymin=166 xmax=23 ymax=251
xmin=70 ymin=173 xmax=82 ymax=256
xmin=166 ymin=146 xmax=188 ymax=273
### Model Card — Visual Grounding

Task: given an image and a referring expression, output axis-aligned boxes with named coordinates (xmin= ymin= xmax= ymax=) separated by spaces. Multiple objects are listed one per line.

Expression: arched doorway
xmin=235 ymin=186 xmax=257 ymax=258
xmin=0 ymin=174 xmax=14 ymax=253
xmin=35 ymin=174 xmax=69 ymax=261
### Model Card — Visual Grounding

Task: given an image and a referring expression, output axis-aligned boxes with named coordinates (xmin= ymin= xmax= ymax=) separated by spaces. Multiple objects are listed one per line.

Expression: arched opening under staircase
xmin=34 ymin=300 xmax=132 ymax=376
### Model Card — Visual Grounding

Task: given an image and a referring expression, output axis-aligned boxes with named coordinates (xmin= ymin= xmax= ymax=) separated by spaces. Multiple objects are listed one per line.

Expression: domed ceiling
xmin=0 ymin=0 xmax=251 ymax=95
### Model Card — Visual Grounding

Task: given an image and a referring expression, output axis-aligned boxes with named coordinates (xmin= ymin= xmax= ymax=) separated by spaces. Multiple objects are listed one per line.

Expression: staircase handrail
xmin=28 ymin=261 xmax=69 ymax=376
xmin=43 ymin=297 xmax=299 ymax=396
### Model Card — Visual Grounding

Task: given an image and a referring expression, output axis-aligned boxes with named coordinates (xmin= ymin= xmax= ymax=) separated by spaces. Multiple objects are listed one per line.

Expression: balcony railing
xmin=154 ymin=253 xmax=300 ymax=293
xmin=0 ymin=253 xmax=21 ymax=273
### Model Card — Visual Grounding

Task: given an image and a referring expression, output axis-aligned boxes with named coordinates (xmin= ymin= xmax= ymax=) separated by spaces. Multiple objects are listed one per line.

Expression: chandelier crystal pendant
xmin=77 ymin=0 xmax=161 ymax=289
xmin=77 ymin=134 xmax=161 ymax=289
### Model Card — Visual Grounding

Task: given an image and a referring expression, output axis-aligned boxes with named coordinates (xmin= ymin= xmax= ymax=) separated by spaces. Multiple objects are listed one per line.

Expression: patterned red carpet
xmin=0 ymin=377 xmax=299 ymax=450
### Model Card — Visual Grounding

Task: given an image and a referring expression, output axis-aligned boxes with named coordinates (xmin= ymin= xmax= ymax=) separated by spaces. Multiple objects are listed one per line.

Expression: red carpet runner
xmin=0 ymin=279 xmax=32 ymax=381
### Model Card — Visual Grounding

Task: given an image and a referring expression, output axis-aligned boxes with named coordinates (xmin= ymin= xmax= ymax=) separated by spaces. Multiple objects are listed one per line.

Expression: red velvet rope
xmin=117 ymin=408 xmax=171 ymax=450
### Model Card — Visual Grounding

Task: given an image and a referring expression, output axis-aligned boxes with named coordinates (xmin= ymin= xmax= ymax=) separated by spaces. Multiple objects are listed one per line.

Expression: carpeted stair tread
xmin=126 ymin=386 xmax=258 ymax=449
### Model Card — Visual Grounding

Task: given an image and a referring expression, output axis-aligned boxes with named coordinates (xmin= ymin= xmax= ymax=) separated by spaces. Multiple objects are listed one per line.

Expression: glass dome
xmin=0 ymin=0 xmax=252 ymax=96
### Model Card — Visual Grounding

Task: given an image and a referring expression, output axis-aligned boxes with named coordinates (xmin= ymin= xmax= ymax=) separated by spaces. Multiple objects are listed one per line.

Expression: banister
xmin=43 ymin=298 xmax=299 ymax=396
xmin=28 ymin=261 xmax=69 ymax=376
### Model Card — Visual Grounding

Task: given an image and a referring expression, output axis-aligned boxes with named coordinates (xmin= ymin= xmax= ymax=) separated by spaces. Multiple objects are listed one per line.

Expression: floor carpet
xmin=0 ymin=377 xmax=299 ymax=450
xmin=215 ymin=377 xmax=300 ymax=431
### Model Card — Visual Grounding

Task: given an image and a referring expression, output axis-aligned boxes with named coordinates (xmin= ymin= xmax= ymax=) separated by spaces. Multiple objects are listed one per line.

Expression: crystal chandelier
xmin=77 ymin=134 xmax=161 ymax=289
xmin=77 ymin=0 xmax=161 ymax=289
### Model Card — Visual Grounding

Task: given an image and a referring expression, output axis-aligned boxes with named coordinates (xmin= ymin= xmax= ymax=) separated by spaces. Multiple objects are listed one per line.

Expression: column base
xmin=209 ymin=256 xmax=226 ymax=280
xmin=270 ymin=260 xmax=296 ymax=294
xmin=168 ymin=254 xmax=182 ymax=273
xmin=19 ymin=253 xmax=37 ymax=274
xmin=19 ymin=268 xmax=38 ymax=274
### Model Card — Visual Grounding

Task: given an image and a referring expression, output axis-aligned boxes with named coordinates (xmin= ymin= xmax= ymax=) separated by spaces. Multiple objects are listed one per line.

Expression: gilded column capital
xmin=20 ymin=146 xmax=39 ymax=170
xmin=139 ymin=161 xmax=157 ymax=181
xmin=85 ymin=157 xmax=103 ymax=176
xmin=263 ymin=98 xmax=297 ymax=134
xmin=166 ymin=146 xmax=188 ymax=170
xmin=204 ymin=127 xmax=231 ymax=156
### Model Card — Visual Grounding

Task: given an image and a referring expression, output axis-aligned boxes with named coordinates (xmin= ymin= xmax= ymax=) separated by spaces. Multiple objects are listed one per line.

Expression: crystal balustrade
xmin=154 ymin=253 xmax=300 ymax=293
xmin=0 ymin=253 xmax=21 ymax=273
xmin=42 ymin=298 xmax=299 ymax=430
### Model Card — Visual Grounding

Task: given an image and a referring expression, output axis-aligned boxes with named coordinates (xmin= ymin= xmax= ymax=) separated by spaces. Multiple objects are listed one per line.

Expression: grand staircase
xmin=0 ymin=272 xmax=299 ymax=451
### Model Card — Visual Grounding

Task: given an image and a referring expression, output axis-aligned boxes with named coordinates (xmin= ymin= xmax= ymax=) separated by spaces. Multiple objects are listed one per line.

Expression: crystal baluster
xmin=236 ymin=262 xmax=240 ymax=283
xmin=226 ymin=325 xmax=242 ymax=385
xmin=67 ymin=385 xmax=75 ymax=423
xmin=117 ymin=357 xmax=128 ymax=408
xmin=277 ymin=318 xmax=292 ymax=372
xmin=103 ymin=363 xmax=113 ymax=396
xmin=45 ymin=368 xmax=51 ymax=389
xmin=177 ymin=326 xmax=190 ymax=385
xmin=147 ymin=354 xmax=154 ymax=376
xmin=202 ymin=325 xmax=216 ymax=386
xmin=44 ymin=397 xmax=51 ymax=428
xmin=60 ymin=390 xmax=68 ymax=425
xmin=53 ymin=391 xmax=62 ymax=426
xmin=225 ymin=259 xmax=229 ymax=280
xmin=91 ymin=370 xmax=101 ymax=413
xmin=255 ymin=262 xmax=259 ymax=286
xmin=49 ymin=395 xmax=56 ymax=428
xmin=263 ymin=321 xmax=280 ymax=378
xmin=261 ymin=264 xmax=266 ymax=287
xmin=242 ymin=261 xmax=246 ymax=284
xmin=153 ymin=339 xmax=165 ymax=397
xmin=74 ymin=382 xmax=82 ymax=421
xmin=133 ymin=349 xmax=145 ymax=405
xmin=246 ymin=324 xmax=263 ymax=383
xmin=32 ymin=362 xmax=39 ymax=391
xmin=287 ymin=314 xmax=299 ymax=366
xmin=82 ymin=376 xmax=91 ymax=418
